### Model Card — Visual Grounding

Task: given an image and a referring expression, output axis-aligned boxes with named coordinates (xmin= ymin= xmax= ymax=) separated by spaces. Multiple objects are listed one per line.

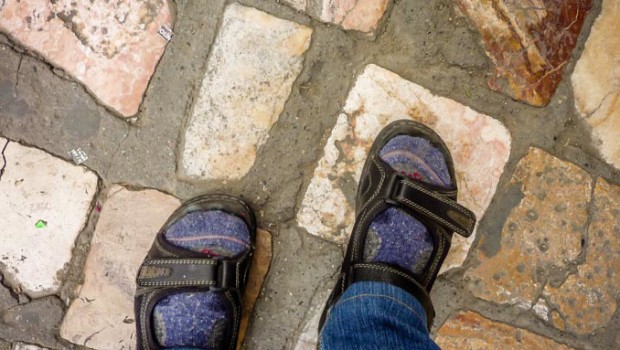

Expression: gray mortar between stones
xmin=0 ymin=0 xmax=619 ymax=349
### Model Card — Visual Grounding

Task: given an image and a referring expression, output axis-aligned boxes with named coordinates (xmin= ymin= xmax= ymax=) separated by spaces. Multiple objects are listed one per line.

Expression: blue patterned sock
xmin=363 ymin=136 xmax=453 ymax=275
xmin=152 ymin=211 xmax=251 ymax=349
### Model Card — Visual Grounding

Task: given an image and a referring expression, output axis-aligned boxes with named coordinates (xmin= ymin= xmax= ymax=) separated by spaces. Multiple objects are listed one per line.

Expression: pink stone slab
xmin=0 ymin=0 xmax=173 ymax=117
xmin=321 ymin=0 xmax=391 ymax=34
xmin=283 ymin=0 xmax=390 ymax=34
xmin=297 ymin=64 xmax=511 ymax=271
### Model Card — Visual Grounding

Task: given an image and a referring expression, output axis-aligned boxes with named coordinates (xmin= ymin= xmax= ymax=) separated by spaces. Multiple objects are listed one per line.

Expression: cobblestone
xmin=298 ymin=64 xmax=511 ymax=271
xmin=12 ymin=343 xmax=49 ymax=350
xmin=466 ymin=148 xmax=591 ymax=306
xmin=0 ymin=0 xmax=173 ymax=117
xmin=0 ymin=0 xmax=618 ymax=348
xmin=571 ymin=0 xmax=620 ymax=170
xmin=456 ymin=0 xmax=593 ymax=106
xmin=180 ymin=3 xmax=312 ymax=180
xmin=0 ymin=137 xmax=98 ymax=297
xmin=284 ymin=0 xmax=391 ymax=35
xmin=543 ymin=178 xmax=620 ymax=334
xmin=59 ymin=185 xmax=180 ymax=349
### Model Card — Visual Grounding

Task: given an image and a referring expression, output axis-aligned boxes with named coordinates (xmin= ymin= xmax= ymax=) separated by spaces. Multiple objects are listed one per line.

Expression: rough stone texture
xmin=456 ymin=0 xmax=593 ymax=106
xmin=0 ymin=0 xmax=172 ymax=117
xmin=284 ymin=0 xmax=391 ymax=35
xmin=243 ymin=225 xmax=341 ymax=349
xmin=298 ymin=64 xmax=511 ymax=271
xmin=12 ymin=343 xmax=49 ymax=350
xmin=0 ymin=137 xmax=98 ymax=297
xmin=435 ymin=311 xmax=574 ymax=349
xmin=0 ymin=297 xmax=64 ymax=349
xmin=180 ymin=3 xmax=312 ymax=180
xmin=543 ymin=179 xmax=620 ymax=334
xmin=466 ymin=148 xmax=591 ymax=306
xmin=571 ymin=0 xmax=620 ymax=170
xmin=60 ymin=185 xmax=181 ymax=350
xmin=237 ymin=230 xmax=273 ymax=349
xmin=293 ymin=286 xmax=331 ymax=350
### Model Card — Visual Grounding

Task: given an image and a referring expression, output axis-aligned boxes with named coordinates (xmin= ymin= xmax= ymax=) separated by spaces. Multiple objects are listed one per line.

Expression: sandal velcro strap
xmin=349 ymin=263 xmax=435 ymax=329
xmin=370 ymin=157 xmax=476 ymax=238
xmin=137 ymin=257 xmax=246 ymax=289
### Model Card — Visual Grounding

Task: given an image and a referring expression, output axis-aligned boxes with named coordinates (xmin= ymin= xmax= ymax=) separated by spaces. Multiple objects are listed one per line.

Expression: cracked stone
xmin=180 ymin=3 xmax=312 ymax=180
xmin=456 ymin=0 xmax=593 ymax=106
xmin=0 ymin=137 xmax=98 ymax=297
xmin=466 ymin=148 xmax=592 ymax=306
xmin=0 ymin=0 xmax=173 ymax=117
xmin=293 ymin=286 xmax=332 ymax=350
xmin=435 ymin=311 xmax=574 ymax=349
xmin=60 ymin=185 xmax=272 ymax=349
xmin=297 ymin=64 xmax=511 ymax=271
xmin=543 ymin=178 xmax=620 ymax=334
xmin=284 ymin=0 xmax=391 ymax=35
xmin=59 ymin=185 xmax=180 ymax=349
xmin=571 ymin=0 xmax=620 ymax=170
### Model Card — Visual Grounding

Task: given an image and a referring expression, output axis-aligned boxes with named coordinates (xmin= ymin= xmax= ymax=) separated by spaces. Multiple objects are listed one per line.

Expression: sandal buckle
xmin=383 ymin=172 xmax=405 ymax=206
xmin=217 ymin=260 xmax=236 ymax=289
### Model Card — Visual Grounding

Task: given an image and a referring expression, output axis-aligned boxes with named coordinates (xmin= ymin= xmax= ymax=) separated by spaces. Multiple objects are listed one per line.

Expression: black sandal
xmin=134 ymin=194 xmax=256 ymax=350
xmin=319 ymin=120 xmax=477 ymax=331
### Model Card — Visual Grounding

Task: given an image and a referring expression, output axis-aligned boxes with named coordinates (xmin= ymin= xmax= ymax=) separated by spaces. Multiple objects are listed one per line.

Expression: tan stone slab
xmin=466 ymin=148 xmax=591 ymax=306
xmin=321 ymin=0 xmax=391 ymax=34
xmin=237 ymin=229 xmax=273 ymax=349
xmin=543 ymin=178 xmax=620 ymax=334
xmin=0 ymin=0 xmax=172 ymax=117
xmin=571 ymin=0 xmax=620 ymax=169
xmin=180 ymin=3 xmax=312 ymax=180
xmin=456 ymin=0 xmax=593 ymax=106
xmin=0 ymin=137 xmax=98 ymax=297
xmin=60 ymin=185 xmax=180 ymax=349
xmin=284 ymin=0 xmax=391 ymax=35
xmin=435 ymin=311 xmax=574 ymax=349
xmin=297 ymin=64 xmax=511 ymax=271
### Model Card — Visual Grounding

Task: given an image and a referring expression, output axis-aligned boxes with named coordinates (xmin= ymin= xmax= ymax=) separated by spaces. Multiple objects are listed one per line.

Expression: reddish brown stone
xmin=435 ymin=311 xmax=574 ymax=349
xmin=456 ymin=0 xmax=593 ymax=106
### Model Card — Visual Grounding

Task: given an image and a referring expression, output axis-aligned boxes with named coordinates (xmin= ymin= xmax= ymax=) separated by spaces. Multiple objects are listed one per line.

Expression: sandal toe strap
xmin=364 ymin=156 xmax=476 ymax=238
xmin=137 ymin=256 xmax=248 ymax=290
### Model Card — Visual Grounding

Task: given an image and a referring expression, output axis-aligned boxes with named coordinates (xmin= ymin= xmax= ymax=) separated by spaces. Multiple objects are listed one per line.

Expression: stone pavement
xmin=0 ymin=0 xmax=618 ymax=349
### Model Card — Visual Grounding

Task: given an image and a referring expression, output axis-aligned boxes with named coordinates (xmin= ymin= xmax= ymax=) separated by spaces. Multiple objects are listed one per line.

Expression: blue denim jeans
xmin=319 ymin=282 xmax=440 ymax=350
